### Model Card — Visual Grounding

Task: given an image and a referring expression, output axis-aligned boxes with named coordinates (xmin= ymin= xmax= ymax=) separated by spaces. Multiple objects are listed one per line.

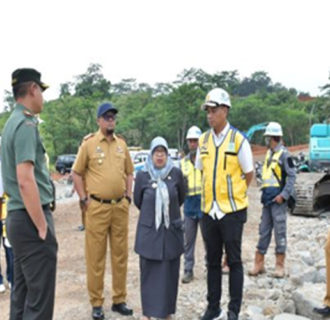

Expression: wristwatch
xmin=80 ymin=196 xmax=88 ymax=205
xmin=125 ymin=195 xmax=132 ymax=204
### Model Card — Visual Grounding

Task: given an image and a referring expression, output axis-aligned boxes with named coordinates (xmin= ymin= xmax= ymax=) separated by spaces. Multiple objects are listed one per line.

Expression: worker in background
xmin=196 ymin=88 xmax=254 ymax=320
xmin=0 ymin=157 xmax=11 ymax=294
xmin=181 ymin=125 xmax=203 ymax=284
xmin=0 ymin=156 xmax=4 ymax=294
xmin=249 ymin=122 xmax=296 ymax=278
xmin=67 ymin=172 xmax=86 ymax=231
xmin=0 ymin=151 xmax=14 ymax=292
xmin=314 ymin=230 xmax=330 ymax=317
xmin=0 ymin=193 xmax=14 ymax=292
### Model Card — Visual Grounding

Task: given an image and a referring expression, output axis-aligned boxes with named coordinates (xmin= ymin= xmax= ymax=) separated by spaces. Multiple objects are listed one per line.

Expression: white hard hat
xmin=264 ymin=122 xmax=283 ymax=136
xmin=201 ymin=88 xmax=231 ymax=110
xmin=186 ymin=126 xmax=202 ymax=140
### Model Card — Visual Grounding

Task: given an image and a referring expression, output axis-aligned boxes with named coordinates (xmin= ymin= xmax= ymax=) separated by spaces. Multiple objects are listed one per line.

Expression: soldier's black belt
xmin=90 ymin=194 xmax=123 ymax=204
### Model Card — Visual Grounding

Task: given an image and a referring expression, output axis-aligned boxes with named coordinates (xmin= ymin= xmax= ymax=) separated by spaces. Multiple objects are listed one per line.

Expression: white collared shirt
xmin=195 ymin=123 xmax=253 ymax=173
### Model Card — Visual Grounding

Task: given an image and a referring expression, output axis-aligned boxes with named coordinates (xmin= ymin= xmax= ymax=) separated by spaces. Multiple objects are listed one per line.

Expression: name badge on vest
xmin=227 ymin=142 xmax=235 ymax=153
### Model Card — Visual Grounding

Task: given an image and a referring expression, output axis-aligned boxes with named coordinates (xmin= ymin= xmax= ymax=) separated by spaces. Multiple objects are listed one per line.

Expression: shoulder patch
xmin=24 ymin=120 xmax=37 ymax=127
xmin=83 ymin=133 xmax=95 ymax=141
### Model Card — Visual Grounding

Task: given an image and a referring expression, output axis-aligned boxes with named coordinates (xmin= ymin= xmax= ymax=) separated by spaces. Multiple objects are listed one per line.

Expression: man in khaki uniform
xmin=72 ymin=102 xmax=134 ymax=320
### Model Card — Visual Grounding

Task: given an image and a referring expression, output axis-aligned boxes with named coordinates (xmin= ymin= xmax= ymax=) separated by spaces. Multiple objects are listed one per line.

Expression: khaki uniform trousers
xmin=85 ymin=198 xmax=129 ymax=307
xmin=324 ymin=230 xmax=330 ymax=307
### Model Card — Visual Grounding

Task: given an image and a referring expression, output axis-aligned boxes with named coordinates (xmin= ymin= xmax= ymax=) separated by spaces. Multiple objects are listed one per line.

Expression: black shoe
xmin=227 ymin=310 xmax=238 ymax=320
xmin=314 ymin=306 xmax=330 ymax=316
xmin=200 ymin=307 xmax=222 ymax=320
xmin=92 ymin=306 xmax=104 ymax=320
xmin=111 ymin=303 xmax=133 ymax=316
xmin=182 ymin=270 xmax=194 ymax=284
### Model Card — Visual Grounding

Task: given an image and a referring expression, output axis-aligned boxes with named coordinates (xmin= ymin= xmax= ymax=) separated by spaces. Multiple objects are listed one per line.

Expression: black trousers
xmin=6 ymin=206 xmax=58 ymax=320
xmin=200 ymin=209 xmax=247 ymax=315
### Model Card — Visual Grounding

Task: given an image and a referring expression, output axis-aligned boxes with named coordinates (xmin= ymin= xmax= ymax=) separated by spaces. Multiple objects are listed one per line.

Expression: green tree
xmin=320 ymin=73 xmax=330 ymax=97
xmin=236 ymin=71 xmax=272 ymax=96
xmin=74 ymin=63 xmax=111 ymax=99
xmin=3 ymin=90 xmax=15 ymax=112
xmin=111 ymin=78 xmax=138 ymax=95
xmin=41 ymin=96 xmax=98 ymax=161
xmin=158 ymin=83 xmax=206 ymax=149
xmin=212 ymin=70 xmax=240 ymax=94
xmin=114 ymin=90 xmax=155 ymax=147
xmin=59 ymin=82 xmax=73 ymax=97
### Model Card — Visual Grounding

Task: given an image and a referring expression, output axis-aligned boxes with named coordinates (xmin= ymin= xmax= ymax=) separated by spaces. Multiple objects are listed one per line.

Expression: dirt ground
xmin=0 ymin=146 xmax=309 ymax=320
xmin=0 ymin=184 xmax=263 ymax=320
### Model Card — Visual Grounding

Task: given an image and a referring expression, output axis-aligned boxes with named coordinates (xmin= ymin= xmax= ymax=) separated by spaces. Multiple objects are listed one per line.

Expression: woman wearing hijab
xmin=134 ymin=136 xmax=185 ymax=320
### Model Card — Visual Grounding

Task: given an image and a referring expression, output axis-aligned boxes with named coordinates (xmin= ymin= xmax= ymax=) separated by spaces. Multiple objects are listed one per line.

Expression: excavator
xmin=245 ymin=122 xmax=269 ymax=141
xmin=291 ymin=123 xmax=330 ymax=216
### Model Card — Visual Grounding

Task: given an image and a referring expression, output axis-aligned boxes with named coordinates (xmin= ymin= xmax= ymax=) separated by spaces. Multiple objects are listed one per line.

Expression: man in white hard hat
xmin=249 ymin=122 xmax=295 ymax=279
xmin=180 ymin=126 xmax=203 ymax=284
xmin=196 ymin=88 xmax=254 ymax=320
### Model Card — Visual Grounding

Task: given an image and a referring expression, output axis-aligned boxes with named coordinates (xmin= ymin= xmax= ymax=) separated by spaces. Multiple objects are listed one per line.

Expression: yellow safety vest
xmin=199 ymin=128 xmax=248 ymax=214
xmin=261 ymin=149 xmax=283 ymax=189
xmin=180 ymin=156 xmax=202 ymax=196
xmin=1 ymin=194 xmax=8 ymax=238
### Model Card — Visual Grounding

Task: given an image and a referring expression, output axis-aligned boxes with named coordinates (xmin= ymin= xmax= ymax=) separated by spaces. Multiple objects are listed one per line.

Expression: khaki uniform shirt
xmin=73 ymin=130 xmax=134 ymax=199
xmin=1 ymin=104 xmax=53 ymax=211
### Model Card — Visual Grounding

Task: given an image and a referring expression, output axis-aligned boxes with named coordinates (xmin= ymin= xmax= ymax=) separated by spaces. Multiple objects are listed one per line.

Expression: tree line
xmin=1 ymin=63 xmax=329 ymax=164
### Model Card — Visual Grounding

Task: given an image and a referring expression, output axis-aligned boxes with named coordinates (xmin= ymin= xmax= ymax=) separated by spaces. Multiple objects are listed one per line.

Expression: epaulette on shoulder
xmin=83 ymin=133 xmax=95 ymax=141
xmin=23 ymin=110 xmax=34 ymax=117
xmin=115 ymin=133 xmax=126 ymax=142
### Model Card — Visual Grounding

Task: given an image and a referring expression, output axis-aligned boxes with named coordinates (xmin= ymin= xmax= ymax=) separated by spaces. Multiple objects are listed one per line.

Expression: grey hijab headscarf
xmin=143 ymin=137 xmax=174 ymax=230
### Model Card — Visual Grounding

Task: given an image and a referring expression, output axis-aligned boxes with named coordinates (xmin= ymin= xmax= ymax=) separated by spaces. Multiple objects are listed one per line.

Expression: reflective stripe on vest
xmin=199 ymin=127 xmax=248 ymax=214
xmin=180 ymin=156 xmax=202 ymax=196
xmin=261 ymin=149 xmax=284 ymax=188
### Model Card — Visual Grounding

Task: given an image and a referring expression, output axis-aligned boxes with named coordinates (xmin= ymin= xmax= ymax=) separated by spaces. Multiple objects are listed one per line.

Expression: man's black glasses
xmin=102 ymin=114 xmax=116 ymax=121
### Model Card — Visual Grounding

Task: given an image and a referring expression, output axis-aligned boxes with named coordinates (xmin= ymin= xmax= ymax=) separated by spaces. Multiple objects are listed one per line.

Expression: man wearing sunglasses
xmin=72 ymin=102 xmax=134 ymax=320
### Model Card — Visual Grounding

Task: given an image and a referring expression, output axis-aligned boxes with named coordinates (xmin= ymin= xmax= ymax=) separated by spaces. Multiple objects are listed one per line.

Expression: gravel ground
xmin=1 ymin=147 xmax=316 ymax=320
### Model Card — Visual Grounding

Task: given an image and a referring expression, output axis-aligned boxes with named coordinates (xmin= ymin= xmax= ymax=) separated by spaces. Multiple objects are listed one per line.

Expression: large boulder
xmin=292 ymin=283 xmax=325 ymax=319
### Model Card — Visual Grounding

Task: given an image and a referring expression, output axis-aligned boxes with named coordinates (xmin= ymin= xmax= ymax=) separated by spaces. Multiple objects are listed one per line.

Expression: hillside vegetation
xmin=1 ymin=64 xmax=329 ymax=163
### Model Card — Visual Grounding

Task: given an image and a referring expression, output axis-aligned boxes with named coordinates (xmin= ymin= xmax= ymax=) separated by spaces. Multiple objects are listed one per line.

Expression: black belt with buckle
xmin=90 ymin=194 xmax=123 ymax=204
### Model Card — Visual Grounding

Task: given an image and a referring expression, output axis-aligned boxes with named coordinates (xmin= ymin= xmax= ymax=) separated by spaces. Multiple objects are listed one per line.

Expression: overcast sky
xmin=0 ymin=0 xmax=329 ymax=105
